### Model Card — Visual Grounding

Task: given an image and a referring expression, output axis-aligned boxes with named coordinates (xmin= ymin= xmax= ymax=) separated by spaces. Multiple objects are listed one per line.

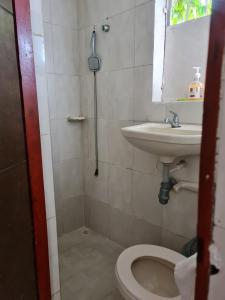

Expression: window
xmin=170 ymin=0 xmax=212 ymax=26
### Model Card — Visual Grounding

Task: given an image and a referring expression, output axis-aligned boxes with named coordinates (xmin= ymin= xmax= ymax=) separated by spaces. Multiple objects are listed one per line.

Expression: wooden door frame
xmin=12 ymin=0 xmax=51 ymax=299
xmin=195 ymin=0 xmax=225 ymax=299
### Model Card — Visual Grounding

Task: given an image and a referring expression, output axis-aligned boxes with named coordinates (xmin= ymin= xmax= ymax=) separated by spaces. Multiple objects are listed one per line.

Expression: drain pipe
xmin=173 ymin=181 xmax=199 ymax=193
xmin=158 ymin=164 xmax=176 ymax=205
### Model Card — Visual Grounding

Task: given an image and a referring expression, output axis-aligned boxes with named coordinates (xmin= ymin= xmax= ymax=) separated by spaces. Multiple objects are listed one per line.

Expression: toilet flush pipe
xmin=173 ymin=181 xmax=199 ymax=193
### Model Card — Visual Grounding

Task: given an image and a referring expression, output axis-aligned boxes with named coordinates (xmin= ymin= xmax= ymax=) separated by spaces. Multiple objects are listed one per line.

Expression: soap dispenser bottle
xmin=188 ymin=67 xmax=204 ymax=100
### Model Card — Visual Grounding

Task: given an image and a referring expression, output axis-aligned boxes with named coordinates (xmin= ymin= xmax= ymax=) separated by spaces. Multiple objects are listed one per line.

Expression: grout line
xmin=43 ymin=20 xmax=79 ymax=31
xmin=78 ymin=1 xmax=153 ymax=32
xmin=0 ymin=4 xmax=13 ymax=15
xmin=78 ymin=5 xmax=137 ymax=31
xmin=79 ymin=63 xmax=154 ymax=77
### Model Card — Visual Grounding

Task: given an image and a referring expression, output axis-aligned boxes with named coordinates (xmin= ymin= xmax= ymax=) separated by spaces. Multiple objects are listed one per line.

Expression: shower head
xmin=88 ymin=30 xmax=101 ymax=72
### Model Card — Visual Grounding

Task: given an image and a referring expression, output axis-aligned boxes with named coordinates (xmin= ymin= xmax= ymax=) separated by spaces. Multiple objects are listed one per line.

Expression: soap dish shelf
xmin=67 ymin=116 xmax=86 ymax=122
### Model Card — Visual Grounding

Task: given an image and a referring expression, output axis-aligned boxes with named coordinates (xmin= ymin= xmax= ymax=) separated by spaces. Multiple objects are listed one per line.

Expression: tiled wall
xmin=29 ymin=1 xmax=60 ymax=299
xmin=38 ymin=0 xmax=202 ymax=263
xmin=78 ymin=0 xmax=201 ymax=251
xmin=42 ymin=0 xmax=84 ymax=237
xmin=208 ymin=52 xmax=225 ymax=300
xmin=163 ymin=16 xmax=210 ymax=101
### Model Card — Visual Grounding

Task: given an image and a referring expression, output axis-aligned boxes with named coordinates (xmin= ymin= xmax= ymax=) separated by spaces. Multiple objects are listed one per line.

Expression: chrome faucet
xmin=164 ymin=111 xmax=181 ymax=128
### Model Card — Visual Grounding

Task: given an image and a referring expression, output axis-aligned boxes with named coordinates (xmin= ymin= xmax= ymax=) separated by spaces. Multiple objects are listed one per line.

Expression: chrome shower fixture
xmin=88 ymin=27 xmax=101 ymax=72
xmin=102 ymin=24 xmax=110 ymax=32
xmin=102 ymin=17 xmax=110 ymax=32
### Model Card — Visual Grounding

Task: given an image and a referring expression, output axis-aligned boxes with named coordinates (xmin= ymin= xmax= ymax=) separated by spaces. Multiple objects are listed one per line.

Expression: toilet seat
xmin=115 ymin=245 xmax=185 ymax=300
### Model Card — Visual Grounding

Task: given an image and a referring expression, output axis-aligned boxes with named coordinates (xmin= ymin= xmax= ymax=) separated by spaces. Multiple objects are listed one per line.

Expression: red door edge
xmin=195 ymin=1 xmax=225 ymax=299
xmin=12 ymin=0 xmax=51 ymax=299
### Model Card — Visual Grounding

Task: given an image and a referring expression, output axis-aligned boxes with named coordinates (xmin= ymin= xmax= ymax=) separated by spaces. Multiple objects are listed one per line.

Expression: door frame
xmin=12 ymin=0 xmax=51 ymax=299
xmin=195 ymin=0 xmax=225 ymax=299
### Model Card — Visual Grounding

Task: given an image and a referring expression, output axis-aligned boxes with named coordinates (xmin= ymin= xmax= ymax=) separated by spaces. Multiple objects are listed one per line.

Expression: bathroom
xmin=1 ymin=0 xmax=225 ymax=299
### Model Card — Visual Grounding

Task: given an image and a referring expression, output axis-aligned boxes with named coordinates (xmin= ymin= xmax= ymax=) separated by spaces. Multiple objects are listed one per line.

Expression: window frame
xmin=168 ymin=0 xmax=212 ymax=27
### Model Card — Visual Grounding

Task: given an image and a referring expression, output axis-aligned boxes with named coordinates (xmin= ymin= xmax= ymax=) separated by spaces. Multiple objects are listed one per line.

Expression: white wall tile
xmin=166 ymin=102 xmax=203 ymax=125
xmin=41 ymin=135 xmax=56 ymax=219
xmin=161 ymin=229 xmax=188 ymax=252
xmin=135 ymin=1 xmax=155 ymax=66
xmin=163 ymin=17 xmax=210 ymax=101
xmin=53 ymin=158 xmax=84 ymax=201
xmin=133 ymin=147 xmax=158 ymax=174
xmin=78 ymin=27 xmax=90 ymax=75
xmin=132 ymin=171 xmax=162 ymax=226
xmin=106 ymin=0 xmax=135 ymax=18
xmin=108 ymin=165 xmax=132 ymax=214
xmin=42 ymin=0 xmax=51 ymax=23
xmin=52 ymin=292 xmax=61 ymax=300
xmin=81 ymin=119 xmax=89 ymax=160
xmin=172 ymin=156 xmax=200 ymax=183
xmin=52 ymin=25 xmax=79 ymax=75
xmin=133 ymin=65 xmax=153 ymax=121
xmin=134 ymin=65 xmax=165 ymax=121
xmin=77 ymin=0 xmax=108 ymax=29
xmin=50 ymin=0 xmax=78 ymax=29
xmin=47 ymin=74 xmax=80 ymax=120
xmin=98 ymin=10 xmax=135 ymax=72
xmin=44 ymin=23 xmax=54 ymax=73
xmin=51 ymin=120 xmax=82 ymax=163
xmin=98 ymin=69 xmax=134 ymax=120
xmin=162 ymin=190 xmax=198 ymax=239
xmin=80 ymin=73 xmax=93 ymax=117
xmin=108 ymin=121 xmax=134 ymax=168
xmin=33 ymin=35 xmax=46 ymax=75
xmin=87 ymin=118 xmax=109 ymax=163
xmin=135 ymin=0 xmax=151 ymax=6
xmin=47 ymin=217 xmax=59 ymax=257
xmin=49 ymin=254 xmax=60 ymax=295
xmin=30 ymin=0 xmax=44 ymax=35
xmin=62 ymin=196 xmax=84 ymax=233
xmin=36 ymin=74 xmax=50 ymax=135
xmin=85 ymin=160 xmax=109 ymax=203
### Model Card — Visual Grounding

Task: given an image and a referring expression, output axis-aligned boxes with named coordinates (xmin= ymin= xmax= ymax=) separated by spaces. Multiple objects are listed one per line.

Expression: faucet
xmin=164 ymin=111 xmax=181 ymax=128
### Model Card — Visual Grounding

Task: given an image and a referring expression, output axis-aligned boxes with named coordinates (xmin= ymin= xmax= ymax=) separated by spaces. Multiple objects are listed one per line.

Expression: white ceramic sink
xmin=121 ymin=123 xmax=202 ymax=163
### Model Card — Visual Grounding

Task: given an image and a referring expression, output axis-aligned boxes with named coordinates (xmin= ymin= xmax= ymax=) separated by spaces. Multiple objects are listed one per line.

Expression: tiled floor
xmin=58 ymin=227 xmax=125 ymax=300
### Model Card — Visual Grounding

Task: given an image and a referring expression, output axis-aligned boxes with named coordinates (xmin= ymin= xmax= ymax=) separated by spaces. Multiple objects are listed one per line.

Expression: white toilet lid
xmin=115 ymin=245 xmax=185 ymax=300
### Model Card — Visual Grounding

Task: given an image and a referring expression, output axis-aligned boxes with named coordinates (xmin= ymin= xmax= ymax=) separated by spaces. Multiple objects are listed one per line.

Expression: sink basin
xmin=121 ymin=123 xmax=202 ymax=163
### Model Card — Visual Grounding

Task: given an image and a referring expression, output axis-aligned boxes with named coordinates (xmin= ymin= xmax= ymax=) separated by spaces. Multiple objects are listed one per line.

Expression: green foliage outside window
xmin=170 ymin=0 xmax=212 ymax=25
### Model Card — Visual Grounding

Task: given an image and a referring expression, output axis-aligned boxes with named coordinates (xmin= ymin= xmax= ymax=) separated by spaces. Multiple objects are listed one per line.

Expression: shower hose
xmin=94 ymin=71 xmax=99 ymax=176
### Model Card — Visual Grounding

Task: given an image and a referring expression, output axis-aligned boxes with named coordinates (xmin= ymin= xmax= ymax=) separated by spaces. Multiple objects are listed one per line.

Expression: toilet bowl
xmin=115 ymin=245 xmax=185 ymax=300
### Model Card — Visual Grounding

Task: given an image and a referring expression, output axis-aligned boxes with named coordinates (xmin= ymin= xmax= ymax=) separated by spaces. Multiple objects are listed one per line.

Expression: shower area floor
xmin=58 ymin=227 xmax=124 ymax=300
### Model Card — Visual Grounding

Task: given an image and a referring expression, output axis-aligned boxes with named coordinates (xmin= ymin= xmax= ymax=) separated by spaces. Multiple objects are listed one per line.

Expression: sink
xmin=121 ymin=123 xmax=202 ymax=163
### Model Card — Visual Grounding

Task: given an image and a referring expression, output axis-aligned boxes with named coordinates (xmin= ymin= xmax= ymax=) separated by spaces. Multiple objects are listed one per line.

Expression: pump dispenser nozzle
xmin=193 ymin=67 xmax=201 ymax=82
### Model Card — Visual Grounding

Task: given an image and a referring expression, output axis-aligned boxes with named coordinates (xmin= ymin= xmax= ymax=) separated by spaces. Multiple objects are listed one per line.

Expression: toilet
xmin=115 ymin=245 xmax=185 ymax=300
